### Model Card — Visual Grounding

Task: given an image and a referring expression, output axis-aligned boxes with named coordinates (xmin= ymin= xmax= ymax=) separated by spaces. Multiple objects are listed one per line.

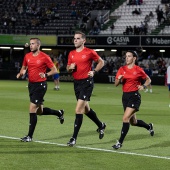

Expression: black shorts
xmin=122 ymin=91 xmax=141 ymax=112
xmin=28 ymin=81 xmax=47 ymax=105
xmin=74 ymin=77 xmax=94 ymax=101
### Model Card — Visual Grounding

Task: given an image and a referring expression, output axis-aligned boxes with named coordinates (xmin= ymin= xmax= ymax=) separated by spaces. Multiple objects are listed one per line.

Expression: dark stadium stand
xmin=0 ymin=0 xmax=89 ymax=35
xmin=0 ymin=0 xmax=120 ymax=35
xmin=100 ymin=0 xmax=170 ymax=35
xmin=0 ymin=0 xmax=169 ymax=35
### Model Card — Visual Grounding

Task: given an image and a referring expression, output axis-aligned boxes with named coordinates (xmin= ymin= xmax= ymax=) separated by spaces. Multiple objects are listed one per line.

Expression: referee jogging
xmin=17 ymin=38 xmax=64 ymax=142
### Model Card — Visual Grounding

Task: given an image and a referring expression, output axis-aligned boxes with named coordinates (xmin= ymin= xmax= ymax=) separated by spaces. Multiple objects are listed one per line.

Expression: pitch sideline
xmin=0 ymin=135 xmax=170 ymax=160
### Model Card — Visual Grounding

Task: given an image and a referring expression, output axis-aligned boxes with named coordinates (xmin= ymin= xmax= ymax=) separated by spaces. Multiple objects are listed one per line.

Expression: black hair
xmin=126 ymin=50 xmax=138 ymax=65
xmin=126 ymin=50 xmax=138 ymax=58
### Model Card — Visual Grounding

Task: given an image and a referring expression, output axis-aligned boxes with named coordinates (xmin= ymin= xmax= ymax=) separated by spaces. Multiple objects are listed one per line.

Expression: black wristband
xmin=45 ymin=73 xmax=48 ymax=78
xmin=142 ymin=84 xmax=146 ymax=89
xmin=93 ymin=70 xmax=98 ymax=74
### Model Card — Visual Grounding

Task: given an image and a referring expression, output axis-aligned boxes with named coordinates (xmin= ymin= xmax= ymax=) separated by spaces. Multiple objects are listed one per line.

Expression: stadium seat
xmin=100 ymin=0 xmax=166 ymax=35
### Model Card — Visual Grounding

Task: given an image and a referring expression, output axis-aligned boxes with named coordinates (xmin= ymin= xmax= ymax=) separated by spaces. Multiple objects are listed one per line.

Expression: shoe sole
xmin=60 ymin=118 xmax=64 ymax=124
xmin=99 ymin=131 xmax=104 ymax=139
xmin=67 ymin=143 xmax=75 ymax=147
xmin=150 ymin=131 xmax=154 ymax=136
xmin=20 ymin=139 xmax=32 ymax=142
xmin=149 ymin=123 xmax=154 ymax=136
xmin=58 ymin=110 xmax=64 ymax=124
xmin=112 ymin=145 xmax=122 ymax=150
xmin=67 ymin=141 xmax=76 ymax=147
xmin=99 ymin=123 xmax=106 ymax=139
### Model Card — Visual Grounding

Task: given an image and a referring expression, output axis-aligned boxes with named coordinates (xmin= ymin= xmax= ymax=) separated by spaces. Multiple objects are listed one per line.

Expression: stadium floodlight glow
xmin=42 ymin=48 xmax=52 ymax=51
xmin=142 ymin=49 xmax=146 ymax=52
xmin=0 ymin=47 xmax=11 ymax=49
xmin=93 ymin=49 xmax=105 ymax=51
xmin=111 ymin=49 xmax=117 ymax=52
xmin=159 ymin=50 xmax=165 ymax=52
xmin=13 ymin=47 xmax=24 ymax=50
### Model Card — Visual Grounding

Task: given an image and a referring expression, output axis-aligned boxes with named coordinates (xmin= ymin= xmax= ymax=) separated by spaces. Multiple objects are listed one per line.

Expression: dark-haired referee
xmin=112 ymin=50 xmax=154 ymax=149
xmin=17 ymin=38 xmax=64 ymax=142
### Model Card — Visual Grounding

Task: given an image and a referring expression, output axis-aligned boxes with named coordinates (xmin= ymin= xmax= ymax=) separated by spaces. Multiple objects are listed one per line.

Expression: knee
xmin=75 ymin=108 xmax=83 ymax=114
xmin=75 ymin=107 xmax=86 ymax=114
xmin=29 ymin=104 xmax=42 ymax=114
xmin=122 ymin=116 xmax=129 ymax=122
xmin=30 ymin=108 xmax=37 ymax=113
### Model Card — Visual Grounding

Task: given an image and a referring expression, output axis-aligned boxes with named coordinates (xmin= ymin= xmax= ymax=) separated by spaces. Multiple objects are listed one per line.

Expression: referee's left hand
xmin=39 ymin=72 xmax=46 ymax=78
xmin=88 ymin=71 xmax=94 ymax=77
xmin=137 ymin=85 xmax=144 ymax=91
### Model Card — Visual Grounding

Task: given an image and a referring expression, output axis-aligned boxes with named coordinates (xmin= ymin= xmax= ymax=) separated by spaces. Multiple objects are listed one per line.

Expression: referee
xmin=112 ymin=50 xmax=154 ymax=149
xmin=17 ymin=38 xmax=64 ymax=142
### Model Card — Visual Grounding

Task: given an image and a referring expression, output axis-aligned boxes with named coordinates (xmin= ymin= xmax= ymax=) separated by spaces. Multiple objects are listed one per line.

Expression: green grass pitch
xmin=0 ymin=80 xmax=170 ymax=170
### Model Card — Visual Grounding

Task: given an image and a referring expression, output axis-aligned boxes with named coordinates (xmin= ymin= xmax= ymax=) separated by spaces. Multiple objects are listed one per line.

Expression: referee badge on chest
xmin=37 ymin=60 xmax=41 ymax=64
xmin=82 ymin=55 xmax=86 ymax=59
xmin=133 ymin=71 xmax=137 ymax=75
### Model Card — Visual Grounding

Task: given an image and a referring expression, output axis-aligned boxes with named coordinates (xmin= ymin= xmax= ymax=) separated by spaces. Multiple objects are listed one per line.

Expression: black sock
xmin=28 ymin=113 xmax=37 ymax=138
xmin=85 ymin=108 xmax=102 ymax=128
xmin=72 ymin=114 xmax=83 ymax=139
xmin=135 ymin=120 xmax=150 ymax=130
xmin=42 ymin=107 xmax=61 ymax=117
xmin=119 ymin=122 xmax=130 ymax=144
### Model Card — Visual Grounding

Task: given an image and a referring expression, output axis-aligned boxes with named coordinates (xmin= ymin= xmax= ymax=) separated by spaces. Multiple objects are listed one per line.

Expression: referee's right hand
xmin=16 ymin=73 xmax=23 ymax=79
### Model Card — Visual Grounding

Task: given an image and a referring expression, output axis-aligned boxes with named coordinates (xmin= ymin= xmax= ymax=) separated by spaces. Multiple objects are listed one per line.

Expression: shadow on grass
xmin=41 ymin=129 xmax=114 ymax=141
xmin=128 ymin=140 xmax=170 ymax=151
xmin=119 ymin=132 xmax=170 ymax=151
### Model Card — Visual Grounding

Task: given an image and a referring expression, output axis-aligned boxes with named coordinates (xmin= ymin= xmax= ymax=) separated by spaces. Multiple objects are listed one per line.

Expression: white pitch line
xmin=0 ymin=135 xmax=170 ymax=160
